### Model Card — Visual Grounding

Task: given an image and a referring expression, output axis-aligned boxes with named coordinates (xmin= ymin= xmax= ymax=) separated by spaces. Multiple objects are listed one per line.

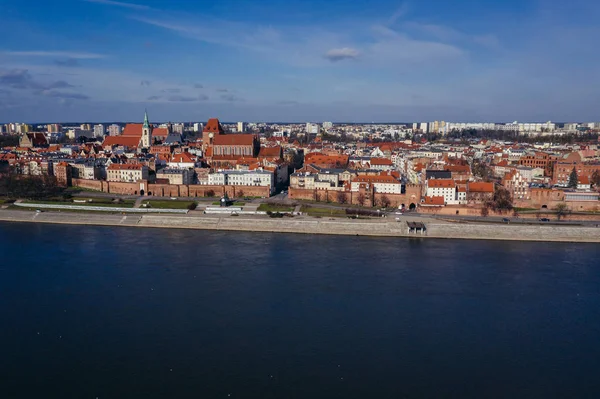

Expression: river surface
xmin=1 ymin=223 xmax=599 ymax=398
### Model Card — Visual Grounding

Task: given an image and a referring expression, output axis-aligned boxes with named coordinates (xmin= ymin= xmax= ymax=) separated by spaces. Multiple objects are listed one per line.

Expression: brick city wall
xmin=71 ymin=178 xmax=270 ymax=198
xmin=288 ymin=184 xmax=421 ymax=208
xmin=72 ymin=178 xmax=104 ymax=191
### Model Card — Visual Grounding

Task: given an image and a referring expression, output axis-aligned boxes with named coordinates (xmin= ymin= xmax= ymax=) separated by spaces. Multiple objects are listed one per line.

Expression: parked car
xmin=539 ymin=218 xmax=550 ymax=222
xmin=35 ymin=209 xmax=43 ymax=213
xmin=502 ymin=218 xmax=510 ymax=223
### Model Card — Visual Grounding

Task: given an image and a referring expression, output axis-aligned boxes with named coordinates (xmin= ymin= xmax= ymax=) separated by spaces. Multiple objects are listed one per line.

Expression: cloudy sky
xmin=1 ymin=0 xmax=599 ymax=123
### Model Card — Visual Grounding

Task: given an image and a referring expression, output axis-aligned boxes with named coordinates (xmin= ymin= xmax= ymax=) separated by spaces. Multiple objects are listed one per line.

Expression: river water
xmin=1 ymin=223 xmax=599 ymax=398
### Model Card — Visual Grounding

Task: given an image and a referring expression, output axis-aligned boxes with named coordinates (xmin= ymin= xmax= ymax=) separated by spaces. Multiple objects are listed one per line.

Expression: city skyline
xmin=1 ymin=0 xmax=600 ymax=122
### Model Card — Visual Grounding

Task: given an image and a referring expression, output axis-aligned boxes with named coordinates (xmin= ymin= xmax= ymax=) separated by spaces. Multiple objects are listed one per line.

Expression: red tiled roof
xmin=428 ymin=179 xmax=455 ymax=188
xmin=304 ymin=153 xmax=349 ymax=166
xmin=423 ymin=196 xmax=445 ymax=205
xmin=102 ymin=135 xmax=140 ymax=148
xmin=203 ymin=118 xmax=224 ymax=133
xmin=352 ymin=175 xmax=400 ymax=184
xmin=152 ymin=127 xmax=169 ymax=138
xmin=107 ymin=163 xmax=144 ymax=171
xmin=170 ymin=152 xmax=196 ymax=164
xmin=213 ymin=134 xmax=256 ymax=146
xmin=121 ymin=124 xmax=143 ymax=136
xmin=258 ymin=146 xmax=282 ymax=158
xmin=370 ymin=157 xmax=393 ymax=166
xmin=26 ymin=133 xmax=48 ymax=146
xmin=121 ymin=123 xmax=167 ymax=138
xmin=468 ymin=182 xmax=495 ymax=193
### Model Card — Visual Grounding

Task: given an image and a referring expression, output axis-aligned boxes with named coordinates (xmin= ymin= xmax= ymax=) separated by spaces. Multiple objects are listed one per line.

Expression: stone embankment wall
xmin=1 ymin=210 xmax=600 ymax=243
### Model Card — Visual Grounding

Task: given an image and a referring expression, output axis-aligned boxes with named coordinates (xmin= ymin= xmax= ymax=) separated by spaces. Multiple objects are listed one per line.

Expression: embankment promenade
xmin=1 ymin=209 xmax=600 ymax=243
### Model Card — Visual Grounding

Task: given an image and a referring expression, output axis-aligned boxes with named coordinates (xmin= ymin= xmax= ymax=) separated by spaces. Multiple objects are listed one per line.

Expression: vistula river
xmin=1 ymin=222 xmax=599 ymax=398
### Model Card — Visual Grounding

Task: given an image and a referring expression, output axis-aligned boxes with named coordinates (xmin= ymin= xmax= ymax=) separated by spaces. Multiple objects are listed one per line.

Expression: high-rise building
xmin=48 ymin=123 xmax=61 ymax=133
xmin=172 ymin=123 xmax=184 ymax=134
xmin=306 ymin=123 xmax=320 ymax=134
xmin=193 ymin=122 xmax=203 ymax=132
xmin=80 ymin=123 xmax=91 ymax=131
xmin=15 ymin=123 xmax=31 ymax=134
xmin=419 ymin=122 xmax=429 ymax=133
xmin=322 ymin=121 xmax=333 ymax=129
xmin=237 ymin=122 xmax=246 ymax=133
xmin=93 ymin=124 xmax=105 ymax=138
xmin=108 ymin=124 xmax=121 ymax=136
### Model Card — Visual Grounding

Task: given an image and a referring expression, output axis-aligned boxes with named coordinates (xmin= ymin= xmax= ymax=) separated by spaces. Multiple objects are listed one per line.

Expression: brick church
xmin=202 ymin=118 xmax=260 ymax=168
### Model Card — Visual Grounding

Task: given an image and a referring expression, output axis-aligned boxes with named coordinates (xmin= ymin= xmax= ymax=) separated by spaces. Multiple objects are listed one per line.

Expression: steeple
xmin=141 ymin=109 xmax=152 ymax=149
xmin=143 ymin=109 xmax=150 ymax=129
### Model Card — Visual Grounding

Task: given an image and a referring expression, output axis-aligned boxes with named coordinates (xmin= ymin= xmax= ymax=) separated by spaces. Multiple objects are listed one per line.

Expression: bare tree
xmin=380 ymin=195 xmax=391 ymax=208
xmin=205 ymin=189 xmax=215 ymax=197
xmin=591 ymin=170 xmax=600 ymax=188
xmin=480 ymin=206 xmax=489 ymax=217
xmin=237 ymin=189 xmax=245 ymax=198
xmin=315 ymin=191 xmax=322 ymax=202
xmin=336 ymin=191 xmax=348 ymax=204
xmin=357 ymin=193 xmax=366 ymax=206
xmin=554 ymin=203 xmax=569 ymax=220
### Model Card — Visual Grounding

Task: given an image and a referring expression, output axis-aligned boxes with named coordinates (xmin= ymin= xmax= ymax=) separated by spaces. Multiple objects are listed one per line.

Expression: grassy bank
xmin=22 ymin=199 xmax=136 ymax=208
xmin=142 ymin=200 xmax=196 ymax=209
xmin=8 ymin=205 xmax=139 ymax=214
xmin=300 ymin=205 xmax=346 ymax=217
xmin=258 ymin=203 xmax=294 ymax=212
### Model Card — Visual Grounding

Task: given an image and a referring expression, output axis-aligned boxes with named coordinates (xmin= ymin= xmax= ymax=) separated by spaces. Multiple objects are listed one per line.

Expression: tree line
xmin=0 ymin=173 xmax=64 ymax=199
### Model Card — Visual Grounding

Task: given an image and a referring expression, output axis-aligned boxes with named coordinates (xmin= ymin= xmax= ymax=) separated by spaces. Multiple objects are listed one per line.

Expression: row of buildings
xmin=3 ymin=112 xmax=600 ymax=212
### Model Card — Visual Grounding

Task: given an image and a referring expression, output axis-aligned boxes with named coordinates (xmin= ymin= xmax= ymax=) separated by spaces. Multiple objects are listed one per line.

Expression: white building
xmin=70 ymin=162 xmax=100 ymax=180
xmin=172 ymin=124 xmax=184 ymax=135
xmin=93 ymin=124 xmax=105 ymax=138
xmin=306 ymin=123 xmax=320 ymax=134
xmin=106 ymin=164 xmax=149 ymax=182
xmin=237 ymin=122 xmax=246 ymax=133
xmin=156 ymin=168 xmax=194 ymax=185
xmin=108 ymin=124 xmax=122 ymax=136
xmin=350 ymin=175 xmax=402 ymax=194
xmin=193 ymin=123 xmax=203 ymax=132
xmin=426 ymin=179 xmax=458 ymax=204
xmin=168 ymin=152 xmax=196 ymax=169
xmin=208 ymin=170 xmax=275 ymax=194
xmin=322 ymin=121 xmax=333 ymax=130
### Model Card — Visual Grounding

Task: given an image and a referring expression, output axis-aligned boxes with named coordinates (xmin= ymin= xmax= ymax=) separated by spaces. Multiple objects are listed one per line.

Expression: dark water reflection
xmin=1 ymin=223 xmax=599 ymax=398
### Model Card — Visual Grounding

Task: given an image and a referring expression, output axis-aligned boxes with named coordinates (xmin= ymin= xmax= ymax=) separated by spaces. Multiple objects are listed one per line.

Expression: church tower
xmin=141 ymin=109 xmax=152 ymax=148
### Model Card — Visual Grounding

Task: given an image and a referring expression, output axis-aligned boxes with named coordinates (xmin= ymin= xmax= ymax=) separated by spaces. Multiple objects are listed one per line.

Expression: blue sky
xmin=1 ymin=0 xmax=599 ymax=123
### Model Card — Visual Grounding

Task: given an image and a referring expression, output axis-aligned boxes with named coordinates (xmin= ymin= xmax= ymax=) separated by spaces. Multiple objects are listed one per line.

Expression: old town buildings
xmin=3 ymin=115 xmax=600 ymax=212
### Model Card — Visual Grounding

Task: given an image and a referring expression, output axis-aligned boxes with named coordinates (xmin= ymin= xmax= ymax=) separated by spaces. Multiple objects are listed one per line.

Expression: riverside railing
xmin=15 ymin=203 xmax=188 ymax=214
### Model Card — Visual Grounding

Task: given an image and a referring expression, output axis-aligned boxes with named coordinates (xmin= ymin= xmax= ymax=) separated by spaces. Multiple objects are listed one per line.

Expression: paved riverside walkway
xmin=133 ymin=197 xmax=144 ymax=208
xmin=2 ymin=208 xmax=600 ymax=242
